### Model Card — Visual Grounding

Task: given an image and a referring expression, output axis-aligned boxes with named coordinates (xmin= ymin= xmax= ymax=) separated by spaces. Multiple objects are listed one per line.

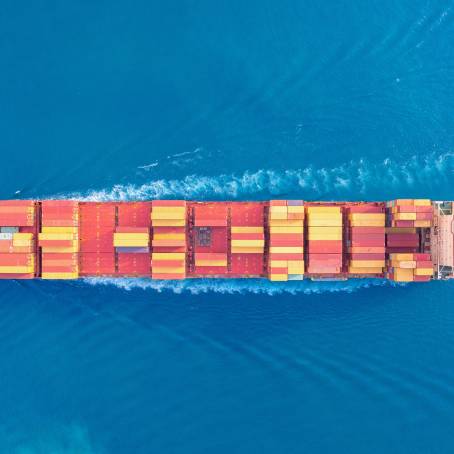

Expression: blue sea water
xmin=1 ymin=0 xmax=454 ymax=452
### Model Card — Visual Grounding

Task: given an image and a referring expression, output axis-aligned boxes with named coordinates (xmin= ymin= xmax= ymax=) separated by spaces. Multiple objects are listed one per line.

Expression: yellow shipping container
xmin=0 ymin=265 xmax=34 ymax=273
xmin=41 ymin=227 xmax=78 ymax=233
xmin=349 ymin=219 xmax=385 ymax=227
xmin=395 ymin=199 xmax=415 ymax=206
xmin=269 ymin=206 xmax=287 ymax=213
xmin=152 ymin=253 xmax=185 ymax=260
xmin=287 ymin=206 xmax=305 ymax=213
xmin=394 ymin=268 xmax=414 ymax=282
xmin=395 ymin=212 xmax=417 ymax=221
xmin=349 ymin=213 xmax=385 ymax=221
xmin=151 ymin=219 xmax=186 ymax=227
xmin=153 ymin=233 xmax=185 ymax=240
xmin=39 ymin=232 xmax=77 ymax=241
xmin=270 ymin=246 xmax=304 ymax=253
xmin=309 ymin=234 xmax=342 ymax=241
xmin=306 ymin=206 xmax=341 ymax=213
xmin=414 ymin=268 xmax=433 ymax=276
xmin=269 ymin=219 xmax=304 ymax=227
xmin=231 ymin=226 xmax=263 ymax=233
xmin=269 ymin=212 xmax=288 ymax=220
xmin=307 ymin=218 xmax=342 ymax=227
xmin=308 ymin=226 xmax=342 ymax=234
xmin=13 ymin=239 xmax=34 ymax=247
xmin=231 ymin=247 xmax=263 ymax=254
xmin=41 ymin=272 xmax=79 ymax=279
xmin=414 ymin=220 xmax=431 ymax=228
xmin=270 ymin=226 xmax=303 ymax=234
xmin=195 ymin=260 xmax=227 ymax=267
xmin=231 ymin=239 xmax=264 ymax=247
xmin=13 ymin=233 xmax=33 ymax=241
xmin=151 ymin=211 xmax=185 ymax=220
xmin=269 ymin=274 xmax=288 ymax=281
xmin=397 ymin=260 xmax=417 ymax=269
xmin=287 ymin=264 xmax=305 ymax=274
xmin=413 ymin=199 xmax=431 ymax=206
xmin=152 ymin=266 xmax=186 ymax=273
xmin=270 ymin=260 xmax=287 ymax=267
xmin=390 ymin=253 xmax=414 ymax=261
xmin=348 ymin=267 xmax=384 ymax=274
xmin=41 ymin=246 xmax=79 ymax=253
xmin=349 ymin=260 xmax=384 ymax=268
xmin=151 ymin=207 xmax=186 ymax=214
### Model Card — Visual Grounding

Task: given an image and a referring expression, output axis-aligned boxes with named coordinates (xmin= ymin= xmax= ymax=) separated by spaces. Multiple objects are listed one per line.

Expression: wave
xmin=82 ymin=277 xmax=398 ymax=295
xmin=56 ymin=152 xmax=453 ymax=201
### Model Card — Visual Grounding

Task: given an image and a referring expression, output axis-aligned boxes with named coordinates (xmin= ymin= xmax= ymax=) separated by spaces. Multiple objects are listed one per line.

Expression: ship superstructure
xmin=0 ymin=199 xmax=452 ymax=282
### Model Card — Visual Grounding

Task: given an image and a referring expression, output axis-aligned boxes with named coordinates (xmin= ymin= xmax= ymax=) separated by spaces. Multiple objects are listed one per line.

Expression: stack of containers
xmin=193 ymin=204 xmax=228 ymax=274
xmin=386 ymin=231 xmax=419 ymax=252
xmin=231 ymin=228 xmax=264 ymax=254
xmin=113 ymin=228 xmax=149 ymax=252
xmin=306 ymin=206 xmax=342 ymax=274
xmin=387 ymin=199 xmax=433 ymax=228
xmin=151 ymin=201 xmax=186 ymax=279
xmin=347 ymin=205 xmax=386 ymax=274
xmin=387 ymin=253 xmax=433 ymax=282
xmin=0 ymin=201 xmax=36 ymax=278
xmin=38 ymin=201 xmax=79 ymax=279
xmin=268 ymin=200 xmax=305 ymax=281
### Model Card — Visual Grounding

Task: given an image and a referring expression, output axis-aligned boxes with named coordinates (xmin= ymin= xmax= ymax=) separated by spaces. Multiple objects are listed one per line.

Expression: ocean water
xmin=1 ymin=0 xmax=454 ymax=452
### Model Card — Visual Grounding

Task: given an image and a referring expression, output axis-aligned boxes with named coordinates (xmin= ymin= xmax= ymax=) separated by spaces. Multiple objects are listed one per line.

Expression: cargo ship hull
xmin=0 ymin=199 xmax=452 ymax=282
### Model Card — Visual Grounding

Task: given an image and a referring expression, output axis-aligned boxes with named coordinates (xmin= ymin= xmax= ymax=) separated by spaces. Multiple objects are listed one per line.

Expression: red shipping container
xmin=416 ymin=261 xmax=433 ymax=268
xmin=413 ymin=276 xmax=431 ymax=282
xmin=414 ymin=253 xmax=431 ymax=260
xmin=194 ymin=219 xmax=227 ymax=227
xmin=349 ymin=253 xmax=385 ymax=260
xmin=231 ymin=233 xmax=264 ymax=240
xmin=118 ymin=253 xmax=150 ymax=275
xmin=308 ymin=240 xmax=342 ymax=253
xmin=270 ymin=267 xmax=287 ymax=274
xmin=0 ymin=254 xmax=32 ymax=266
xmin=193 ymin=266 xmax=228 ymax=275
xmin=349 ymin=227 xmax=385 ymax=234
xmin=0 ymin=200 xmax=34 ymax=207
xmin=115 ymin=227 xmax=149 ymax=233
xmin=41 ymin=265 xmax=77 ymax=273
xmin=415 ymin=206 xmax=433 ymax=213
xmin=416 ymin=212 xmax=433 ymax=220
xmin=270 ymin=238 xmax=303 ymax=247
xmin=393 ymin=220 xmax=414 ymax=228
xmin=307 ymin=266 xmax=341 ymax=274
xmin=195 ymin=253 xmax=227 ymax=261
xmin=269 ymin=253 xmax=305 ymax=260
xmin=350 ymin=233 xmax=384 ymax=241
xmin=0 ymin=214 xmax=34 ymax=226
xmin=39 ymin=240 xmax=75 ymax=248
xmin=348 ymin=204 xmax=383 ymax=213
xmin=393 ymin=205 xmax=416 ymax=213
xmin=230 ymin=254 xmax=263 ymax=275
xmin=352 ymin=239 xmax=385 ymax=247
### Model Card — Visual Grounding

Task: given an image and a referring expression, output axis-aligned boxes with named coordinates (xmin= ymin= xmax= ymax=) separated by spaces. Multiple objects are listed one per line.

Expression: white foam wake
xmin=57 ymin=152 xmax=453 ymax=201
xmin=82 ymin=277 xmax=398 ymax=295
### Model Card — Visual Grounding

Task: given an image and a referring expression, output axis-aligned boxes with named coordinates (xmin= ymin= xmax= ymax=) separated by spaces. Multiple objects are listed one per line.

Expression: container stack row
xmin=347 ymin=205 xmax=385 ymax=275
xmin=0 ymin=201 xmax=36 ymax=278
xmin=151 ymin=201 xmax=187 ymax=279
xmin=38 ymin=201 xmax=79 ymax=279
xmin=387 ymin=253 xmax=433 ymax=282
xmin=306 ymin=206 xmax=342 ymax=274
xmin=193 ymin=204 xmax=228 ymax=274
xmin=387 ymin=199 xmax=433 ymax=228
xmin=268 ymin=200 xmax=305 ymax=281
xmin=230 ymin=203 xmax=264 ymax=275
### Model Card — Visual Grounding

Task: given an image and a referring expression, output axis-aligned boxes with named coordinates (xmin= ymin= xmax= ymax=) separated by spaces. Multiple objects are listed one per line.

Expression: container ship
xmin=0 ymin=199 xmax=452 ymax=282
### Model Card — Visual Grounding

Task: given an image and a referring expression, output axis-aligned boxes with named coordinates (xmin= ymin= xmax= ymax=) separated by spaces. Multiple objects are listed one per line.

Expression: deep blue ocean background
xmin=1 ymin=1 xmax=454 ymax=452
